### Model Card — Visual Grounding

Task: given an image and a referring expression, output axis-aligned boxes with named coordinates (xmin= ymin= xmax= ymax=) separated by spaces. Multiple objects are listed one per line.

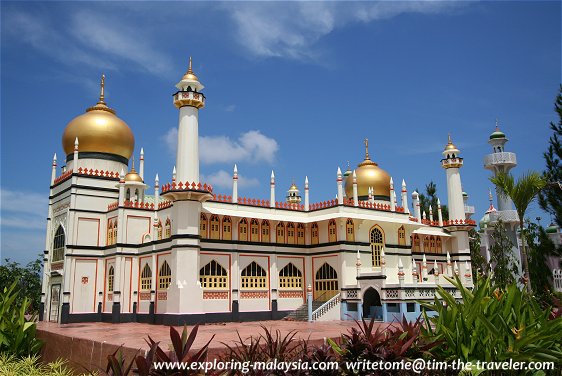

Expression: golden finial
xmin=131 ymin=156 xmax=136 ymax=172
xmin=99 ymin=74 xmax=105 ymax=103
xmin=495 ymin=118 xmax=500 ymax=131
xmin=187 ymin=56 xmax=193 ymax=74
xmin=364 ymin=138 xmax=370 ymax=159
xmin=448 ymin=133 xmax=452 ymax=144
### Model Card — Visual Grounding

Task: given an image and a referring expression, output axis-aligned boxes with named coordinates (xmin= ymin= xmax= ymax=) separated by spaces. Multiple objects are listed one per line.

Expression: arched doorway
xmin=362 ymin=287 xmax=382 ymax=320
xmin=314 ymin=263 xmax=338 ymax=301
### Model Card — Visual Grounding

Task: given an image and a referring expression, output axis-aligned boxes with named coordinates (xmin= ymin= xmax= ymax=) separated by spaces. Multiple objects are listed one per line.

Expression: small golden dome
xmin=344 ymin=139 xmax=391 ymax=199
xmin=181 ymin=57 xmax=199 ymax=82
xmin=62 ymin=75 xmax=135 ymax=160
xmin=443 ymin=134 xmax=459 ymax=152
xmin=124 ymin=167 xmax=143 ymax=183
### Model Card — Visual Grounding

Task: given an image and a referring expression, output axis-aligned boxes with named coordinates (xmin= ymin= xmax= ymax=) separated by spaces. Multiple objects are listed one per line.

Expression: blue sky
xmin=1 ymin=1 xmax=560 ymax=265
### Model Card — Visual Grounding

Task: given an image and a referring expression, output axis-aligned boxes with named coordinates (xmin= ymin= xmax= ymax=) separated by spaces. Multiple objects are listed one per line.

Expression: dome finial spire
xmin=495 ymin=117 xmax=500 ymax=131
xmin=448 ymin=133 xmax=452 ymax=144
xmin=99 ymin=74 xmax=106 ymax=104
xmin=364 ymin=138 xmax=370 ymax=159
xmin=188 ymin=56 xmax=193 ymax=74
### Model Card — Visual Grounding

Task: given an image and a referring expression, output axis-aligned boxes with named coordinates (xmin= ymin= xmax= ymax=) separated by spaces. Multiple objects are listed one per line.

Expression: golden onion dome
xmin=124 ymin=166 xmax=143 ymax=183
xmin=181 ymin=57 xmax=199 ymax=82
xmin=62 ymin=74 xmax=135 ymax=160
xmin=344 ymin=139 xmax=391 ymax=200
xmin=443 ymin=134 xmax=459 ymax=152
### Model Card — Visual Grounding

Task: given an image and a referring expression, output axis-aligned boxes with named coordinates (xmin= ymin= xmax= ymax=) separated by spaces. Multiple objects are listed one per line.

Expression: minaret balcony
xmin=464 ymin=205 xmax=475 ymax=215
xmin=483 ymin=152 xmax=517 ymax=170
xmin=441 ymin=158 xmax=463 ymax=169
xmin=489 ymin=210 xmax=519 ymax=224
xmin=173 ymin=91 xmax=205 ymax=109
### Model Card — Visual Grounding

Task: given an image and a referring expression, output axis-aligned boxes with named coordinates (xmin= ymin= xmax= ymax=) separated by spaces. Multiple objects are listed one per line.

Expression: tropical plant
xmin=0 ymin=280 xmax=43 ymax=357
xmin=490 ymin=171 xmax=547 ymax=292
xmin=421 ymin=275 xmax=562 ymax=374
xmin=0 ymin=256 xmax=42 ymax=314
xmin=0 ymin=353 xmax=75 ymax=376
xmin=469 ymin=228 xmax=487 ymax=280
xmin=539 ymin=85 xmax=562 ymax=227
xmin=526 ymin=221 xmax=561 ymax=303
xmin=488 ymin=220 xmax=520 ymax=289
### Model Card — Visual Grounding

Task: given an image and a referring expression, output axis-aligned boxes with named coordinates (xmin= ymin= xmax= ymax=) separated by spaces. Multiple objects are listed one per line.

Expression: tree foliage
xmin=488 ymin=220 xmax=519 ymax=288
xmin=417 ymin=181 xmax=449 ymax=220
xmin=0 ymin=257 xmax=42 ymax=314
xmin=539 ymin=85 xmax=562 ymax=227
xmin=469 ymin=228 xmax=487 ymax=280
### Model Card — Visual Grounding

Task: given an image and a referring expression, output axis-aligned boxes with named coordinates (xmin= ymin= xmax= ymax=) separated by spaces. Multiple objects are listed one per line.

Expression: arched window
xmin=279 ymin=263 xmax=302 ymax=289
xmin=107 ymin=221 xmax=114 ymax=245
xmin=140 ymin=264 xmax=152 ymax=291
xmin=311 ymin=223 xmax=319 ymax=245
xmin=436 ymin=237 xmax=442 ymax=253
xmin=328 ymin=219 xmax=337 ymax=242
xmin=200 ymin=214 xmax=207 ymax=239
xmin=276 ymin=222 xmax=285 ymax=244
xmin=157 ymin=220 xmax=163 ymax=240
xmin=423 ymin=236 xmax=430 ymax=253
xmin=113 ymin=221 xmax=117 ymax=244
xmin=398 ymin=226 xmax=406 ymax=246
xmin=239 ymin=218 xmax=248 ymax=241
xmin=210 ymin=215 xmax=220 ymax=240
xmin=314 ymin=263 xmax=338 ymax=300
xmin=107 ymin=265 xmax=115 ymax=292
xmin=370 ymin=227 xmax=384 ymax=267
xmin=165 ymin=218 xmax=171 ymax=238
xmin=134 ymin=189 xmax=139 ymax=202
xmin=52 ymin=225 xmax=65 ymax=262
xmin=261 ymin=220 xmax=270 ymax=243
xmin=223 ymin=216 xmax=232 ymax=240
xmin=429 ymin=236 xmax=436 ymax=253
xmin=287 ymin=223 xmax=295 ymax=244
xmin=241 ymin=261 xmax=267 ymax=290
xmin=158 ymin=261 xmax=171 ymax=289
xmin=199 ymin=260 xmax=228 ymax=289
xmin=412 ymin=234 xmax=421 ymax=252
xmin=250 ymin=219 xmax=260 ymax=242
xmin=126 ymin=188 xmax=131 ymax=201
xmin=297 ymin=223 xmax=305 ymax=245
xmin=346 ymin=219 xmax=354 ymax=242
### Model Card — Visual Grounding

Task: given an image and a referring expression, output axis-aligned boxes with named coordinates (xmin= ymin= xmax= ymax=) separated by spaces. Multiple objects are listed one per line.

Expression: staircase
xmin=284 ymin=300 xmax=325 ymax=321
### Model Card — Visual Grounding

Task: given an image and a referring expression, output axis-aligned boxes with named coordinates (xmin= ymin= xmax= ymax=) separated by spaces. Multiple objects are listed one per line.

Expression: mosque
xmin=40 ymin=59 xmax=477 ymax=325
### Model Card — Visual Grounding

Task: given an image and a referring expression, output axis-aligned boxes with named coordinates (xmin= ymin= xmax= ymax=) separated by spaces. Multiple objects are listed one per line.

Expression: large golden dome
xmin=62 ymin=75 xmax=134 ymax=161
xmin=344 ymin=139 xmax=391 ymax=200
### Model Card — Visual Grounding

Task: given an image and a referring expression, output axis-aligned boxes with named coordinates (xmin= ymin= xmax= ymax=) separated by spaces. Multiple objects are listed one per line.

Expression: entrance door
xmin=314 ymin=263 xmax=338 ymax=301
xmin=49 ymin=284 xmax=61 ymax=322
xmin=362 ymin=287 xmax=382 ymax=320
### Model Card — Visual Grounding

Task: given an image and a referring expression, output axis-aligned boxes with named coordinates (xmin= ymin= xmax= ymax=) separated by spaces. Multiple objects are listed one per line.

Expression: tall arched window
xmin=315 ymin=263 xmax=338 ymax=300
xmin=297 ymin=223 xmax=305 ymax=245
xmin=107 ymin=265 xmax=115 ymax=292
xmin=165 ymin=218 xmax=171 ymax=238
xmin=140 ymin=264 xmax=152 ymax=291
xmin=107 ymin=221 xmax=114 ymax=245
xmin=287 ymin=223 xmax=295 ymax=244
xmin=328 ymin=219 xmax=337 ymax=242
xmin=126 ymin=188 xmax=131 ymax=201
xmin=223 ymin=216 xmax=232 ymax=240
xmin=210 ymin=215 xmax=220 ymax=239
xmin=346 ymin=219 xmax=354 ymax=242
xmin=261 ymin=220 xmax=270 ymax=243
xmin=412 ymin=234 xmax=421 ymax=252
xmin=276 ymin=222 xmax=285 ymax=244
xmin=311 ymin=223 xmax=319 ymax=245
xmin=199 ymin=260 xmax=228 ymax=289
xmin=241 ymin=261 xmax=267 ymax=289
xmin=157 ymin=220 xmax=163 ymax=240
xmin=370 ymin=227 xmax=384 ymax=267
xmin=436 ymin=237 xmax=442 ymax=253
xmin=158 ymin=261 xmax=172 ymax=289
xmin=52 ymin=225 xmax=65 ymax=262
xmin=239 ymin=218 xmax=248 ymax=241
xmin=200 ymin=214 xmax=207 ymax=239
xmin=279 ymin=263 xmax=302 ymax=289
xmin=398 ymin=226 xmax=406 ymax=246
xmin=423 ymin=236 xmax=430 ymax=253
xmin=113 ymin=222 xmax=117 ymax=244
xmin=250 ymin=219 xmax=260 ymax=242
xmin=429 ymin=236 xmax=436 ymax=253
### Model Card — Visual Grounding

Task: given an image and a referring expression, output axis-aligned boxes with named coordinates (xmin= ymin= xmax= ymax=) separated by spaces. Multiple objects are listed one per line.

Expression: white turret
xmin=73 ymin=137 xmax=79 ymax=170
xmin=412 ymin=190 xmax=421 ymax=222
xmin=270 ymin=171 xmax=275 ymax=207
xmin=337 ymin=167 xmax=343 ymax=205
xmin=286 ymin=179 xmax=302 ymax=205
xmin=51 ymin=153 xmax=57 ymax=185
xmin=441 ymin=134 xmax=465 ymax=223
xmin=397 ymin=257 xmax=405 ymax=284
xmin=352 ymin=170 xmax=358 ymax=206
xmin=232 ymin=164 xmax=238 ymax=203
xmin=118 ymin=168 xmax=125 ymax=206
xmin=411 ymin=257 xmax=418 ymax=285
xmin=446 ymin=251 xmax=452 ymax=276
xmin=173 ymin=57 xmax=205 ymax=185
xmin=172 ymin=166 xmax=177 ymax=184
xmin=429 ymin=205 xmax=434 ymax=222
xmin=422 ymin=254 xmax=428 ymax=282
xmin=433 ymin=260 xmax=440 ymax=284
xmin=154 ymin=174 xmax=160 ymax=208
xmin=437 ymin=198 xmax=444 ymax=227
xmin=139 ymin=148 xmax=144 ymax=180
xmin=401 ymin=179 xmax=409 ymax=214
xmin=304 ymin=176 xmax=309 ymax=211
xmin=389 ymin=177 xmax=395 ymax=212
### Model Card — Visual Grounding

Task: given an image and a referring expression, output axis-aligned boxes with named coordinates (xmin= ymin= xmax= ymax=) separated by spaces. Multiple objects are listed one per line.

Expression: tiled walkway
xmin=37 ymin=320 xmax=385 ymax=374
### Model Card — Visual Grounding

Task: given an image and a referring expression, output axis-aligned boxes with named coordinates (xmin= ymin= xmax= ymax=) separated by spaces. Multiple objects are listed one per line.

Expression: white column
xmin=51 ymin=153 xmax=57 ymax=185
xmin=454 ymin=261 xmax=460 ymax=277
xmin=437 ymin=198 xmax=444 ymax=227
xmin=118 ymin=168 xmax=125 ymax=206
xmin=411 ymin=257 xmax=418 ymax=285
xmin=389 ymin=177 xmax=395 ymax=212
xmin=337 ymin=167 xmax=343 ymax=205
xmin=446 ymin=252 xmax=452 ymax=276
xmin=397 ymin=258 xmax=405 ymax=285
xmin=401 ymin=179 xmax=409 ymax=214
xmin=175 ymin=106 xmax=199 ymax=184
xmin=172 ymin=166 xmax=177 ymax=185
xmin=232 ymin=164 xmax=238 ymax=203
xmin=73 ymin=137 xmax=79 ymax=171
xmin=270 ymin=170 xmax=275 ymax=208
xmin=464 ymin=261 xmax=472 ymax=285
xmin=422 ymin=254 xmax=428 ymax=282
xmin=434 ymin=260 xmax=440 ymax=284
xmin=356 ymin=250 xmax=361 ymax=287
xmin=429 ymin=205 xmax=434 ymax=222
xmin=446 ymin=167 xmax=465 ymax=221
xmin=353 ymin=170 xmax=358 ymax=206
xmin=304 ymin=176 xmax=309 ymax=211
xmin=139 ymin=148 xmax=144 ymax=180
xmin=412 ymin=191 xmax=421 ymax=222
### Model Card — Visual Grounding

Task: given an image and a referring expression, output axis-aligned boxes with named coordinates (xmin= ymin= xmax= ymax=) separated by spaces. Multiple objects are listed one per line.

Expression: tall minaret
xmin=173 ymin=57 xmax=205 ymax=184
xmin=483 ymin=120 xmax=517 ymax=211
xmin=441 ymin=134 xmax=465 ymax=222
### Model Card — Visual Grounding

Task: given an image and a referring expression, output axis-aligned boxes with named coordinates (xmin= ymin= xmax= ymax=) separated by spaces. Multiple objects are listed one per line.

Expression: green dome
xmin=479 ymin=213 xmax=490 ymax=229
xmin=489 ymin=130 xmax=506 ymax=140
xmin=546 ymin=224 xmax=558 ymax=234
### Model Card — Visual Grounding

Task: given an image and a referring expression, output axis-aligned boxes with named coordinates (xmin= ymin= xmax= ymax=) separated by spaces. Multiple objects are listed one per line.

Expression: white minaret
xmin=270 ymin=170 xmax=275 ymax=207
xmin=51 ymin=153 xmax=57 ymax=185
xmin=437 ymin=198 xmax=443 ymax=227
xmin=73 ymin=137 xmax=79 ymax=170
xmin=139 ymin=148 xmax=144 ymax=180
xmin=412 ymin=191 xmax=421 ymax=221
xmin=352 ymin=170 xmax=358 ymax=206
xmin=389 ymin=177 xmax=395 ymax=212
xmin=337 ymin=167 xmax=343 ymax=205
xmin=231 ymin=164 xmax=238 ymax=203
xmin=173 ymin=57 xmax=205 ymax=184
xmin=441 ymin=135 xmax=465 ymax=222
xmin=401 ymin=179 xmax=409 ymax=214
xmin=118 ymin=168 xmax=125 ymax=206
xmin=304 ymin=176 xmax=309 ymax=211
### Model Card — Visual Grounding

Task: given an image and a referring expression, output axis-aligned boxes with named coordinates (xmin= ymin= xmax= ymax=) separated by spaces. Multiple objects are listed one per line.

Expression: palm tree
xmin=490 ymin=171 xmax=546 ymax=293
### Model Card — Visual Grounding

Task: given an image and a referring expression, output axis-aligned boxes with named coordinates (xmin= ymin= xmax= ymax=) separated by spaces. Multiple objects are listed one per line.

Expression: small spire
xmin=53 ymin=153 xmax=57 ymax=163
xmin=119 ymin=168 xmax=125 ymax=179
xmin=99 ymin=74 xmax=105 ymax=104
xmin=364 ymin=138 xmax=370 ymax=159
xmin=337 ymin=167 xmax=342 ymax=176
xmin=495 ymin=117 xmax=500 ymax=131
xmin=356 ymin=249 xmax=360 ymax=260
xmin=131 ymin=156 xmax=136 ymax=172
xmin=271 ymin=170 xmax=275 ymax=179
xmin=188 ymin=56 xmax=193 ymax=74
xmin=305 ymin=176 xmax=309 ymax=186
xmin=140 ymin=147 xmax=144 ymax=158
xmin=402 ymin=179 xmax=406 ymax=187
xmin=234 ymin=164 xmax=238 ymax=174
xmin=398 ymin=257 xmax=404 ymax=268
xmin=155 ymin=173 xmax=159 ymax=183
xmin=448 ymin=133 xmax=452 ymax=144
xmin=346 ymin=161 xmax=350 ymax=170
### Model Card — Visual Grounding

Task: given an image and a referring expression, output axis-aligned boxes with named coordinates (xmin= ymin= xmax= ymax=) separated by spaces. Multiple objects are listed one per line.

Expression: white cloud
xmin=225 ymin=105 xmax=237 ymax=112
xmin=225 ymin=2 xmax=463 ymax=61
xmin=0 ymin=189 xmax=48 ymax=216
xmin=202 ymin=170 xmax=260 ymax=190
xmin=162 ymin=128 xmax=279 ymax=165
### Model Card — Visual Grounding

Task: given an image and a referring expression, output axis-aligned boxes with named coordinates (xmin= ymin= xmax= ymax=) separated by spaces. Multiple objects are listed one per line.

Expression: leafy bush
xmin=0 ymin=353 xmax=74 ymax=376
xmin=0 ymin=257 xmax=42 ymax=314
xmin=421 ymin=275 xmax=562 ymax=371
xmin=0 ymin=281 xmax=42 ymax=357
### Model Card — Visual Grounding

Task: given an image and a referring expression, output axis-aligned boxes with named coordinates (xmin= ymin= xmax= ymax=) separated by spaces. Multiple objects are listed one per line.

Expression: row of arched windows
xmin=411 ymin=234 xmax=443 ymax=253
xmin=156 ymin=218 xmax=172 ymax=241
xmin=107 ymin=220 xmax=118 ymax=245
xmin=107 ymin=261 xmax=172 ymax=293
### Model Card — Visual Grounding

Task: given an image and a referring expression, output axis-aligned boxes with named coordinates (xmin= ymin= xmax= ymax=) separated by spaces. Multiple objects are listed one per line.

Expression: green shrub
xmin=0 ymin=353 xmax=75 ymax=376
xmin=0 ymin=280 xmax=43 ymax=357
xmin=421 ymin=275 xmax=562 ymax=372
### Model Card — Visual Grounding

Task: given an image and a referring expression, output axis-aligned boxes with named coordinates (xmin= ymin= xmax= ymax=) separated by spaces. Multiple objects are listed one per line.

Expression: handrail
xmin=311 ymin=293 xmax=340 ymax=321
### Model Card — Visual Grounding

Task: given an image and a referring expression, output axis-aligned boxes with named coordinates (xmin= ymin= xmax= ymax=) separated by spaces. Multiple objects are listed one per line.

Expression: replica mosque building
xmin=40 ymin=59 xmax=477 ymax=325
